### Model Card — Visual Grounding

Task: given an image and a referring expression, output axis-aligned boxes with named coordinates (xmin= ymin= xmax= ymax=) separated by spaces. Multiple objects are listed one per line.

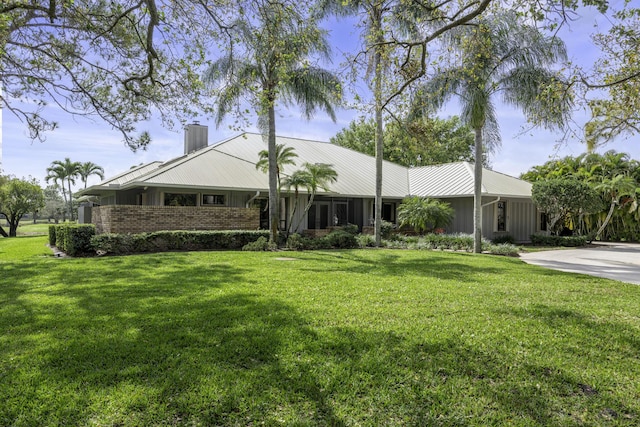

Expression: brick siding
xmin=92 ymin=205 xmax=260 ymax=234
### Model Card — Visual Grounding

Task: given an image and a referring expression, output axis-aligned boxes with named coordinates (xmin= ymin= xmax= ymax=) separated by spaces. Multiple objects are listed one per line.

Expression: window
xmin=496 ymin=201 xmax=507 ymax=231
xmin=164 ymin=193 xmax=197 ymax=206
xmin=202 ymin=194 xmax=225 ymax=206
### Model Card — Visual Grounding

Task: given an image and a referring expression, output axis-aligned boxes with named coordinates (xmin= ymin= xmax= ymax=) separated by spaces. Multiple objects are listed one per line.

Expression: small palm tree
xmin=412 ymin=11 xmax=572 ymax=252
xmin=78 ymin=162 xmax=105 ymax=189
xmin=46 ymin=158 xmax=81 ymax=221
xmin=204 ymin=3 xmax=342 ymax=243
xmin=255 ymin=144 xmax=298 ymax=191
xmin=397 ymin=196 xmax=454 ymax=234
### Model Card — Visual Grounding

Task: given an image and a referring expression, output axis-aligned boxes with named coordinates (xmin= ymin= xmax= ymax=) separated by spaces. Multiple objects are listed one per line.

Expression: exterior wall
xmin=92 ymin=205 xmax=259 ymax=234
xmin=441 ymin=197 xmax=538 ymax=242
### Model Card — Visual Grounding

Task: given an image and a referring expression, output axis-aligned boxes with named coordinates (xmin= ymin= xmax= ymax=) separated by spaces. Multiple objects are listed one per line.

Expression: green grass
xmin=1 ymin=236 xmax=639 ymax=426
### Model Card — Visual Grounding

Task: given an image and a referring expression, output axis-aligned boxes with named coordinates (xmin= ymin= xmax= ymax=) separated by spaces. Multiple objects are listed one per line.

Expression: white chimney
xmin=184 ymin=122 xmax=208 ymax=154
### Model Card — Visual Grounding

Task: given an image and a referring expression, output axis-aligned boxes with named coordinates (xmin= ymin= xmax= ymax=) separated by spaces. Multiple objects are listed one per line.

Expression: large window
xmin=202 ymin=194 xmax=225 ymax=206
xmin=164 ymin=193 xmax=197 ymax=206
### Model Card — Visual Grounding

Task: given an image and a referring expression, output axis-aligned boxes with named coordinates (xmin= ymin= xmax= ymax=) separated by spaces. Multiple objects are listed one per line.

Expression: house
xmin=77 ymin=124 xmax=544 ymax=242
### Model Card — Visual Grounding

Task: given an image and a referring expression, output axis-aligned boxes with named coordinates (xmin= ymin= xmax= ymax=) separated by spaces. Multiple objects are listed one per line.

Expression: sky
xmin=2 ymin=2 xmax=639 ymax=191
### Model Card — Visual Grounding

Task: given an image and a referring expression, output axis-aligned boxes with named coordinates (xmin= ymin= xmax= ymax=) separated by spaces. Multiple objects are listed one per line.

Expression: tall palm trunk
xmin=473 ymin=127 xmax=483 ymax=253
xmin=373 ymin=4 xmax=384 ymax=247
xmin=267 ymin=100 xmax=279 ymax=244
xmin=595 ymin=200 xmax=617 ymax=241
xmin=67 ymin=179 xmax=75 ymax=221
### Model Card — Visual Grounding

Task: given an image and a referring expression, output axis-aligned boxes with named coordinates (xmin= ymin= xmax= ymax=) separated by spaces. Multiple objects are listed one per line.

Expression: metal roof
xmin=212 ymin=133 xmax=410 ymax=197
xmin=80 ymin=133 xmax=532 ymax=200
xmin=409 ymin=162 xmax=532 ymax=198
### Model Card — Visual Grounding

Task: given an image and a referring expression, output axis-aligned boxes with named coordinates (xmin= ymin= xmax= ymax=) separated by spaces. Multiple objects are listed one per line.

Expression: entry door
xmin=308 ymin=202 xmax=330 ymax=229
xmin=334 ymin=202 xmax=348 ymax=226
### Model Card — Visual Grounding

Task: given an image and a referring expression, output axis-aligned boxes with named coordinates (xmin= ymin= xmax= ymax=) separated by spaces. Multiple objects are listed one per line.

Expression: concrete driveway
xmin=519 ymin=242 xmax=640 ymax=285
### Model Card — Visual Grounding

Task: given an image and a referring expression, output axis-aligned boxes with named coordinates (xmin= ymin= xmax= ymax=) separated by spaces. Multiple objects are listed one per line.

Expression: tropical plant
xmin=78 ymin=162 xmax=105 ymax=189
xmin=284 ymin=162 xmax=338 ymax=233
xmin=203 ymin=1 xmax=342 ymax=243
xmin=397 ymin=196 xmax=454 ymax=234
xmin=255 ymin=144 xmax=298 ymax=194
xmin=412 ymin=11 xmax=572 ymax=252
xmin=45 ymin=158 xmax=81 ymax=221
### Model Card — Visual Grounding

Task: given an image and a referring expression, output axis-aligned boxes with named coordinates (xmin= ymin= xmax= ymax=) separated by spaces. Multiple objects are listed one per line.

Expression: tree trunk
xmin=67 ymin=180 xmax=75 ymax=221
xmin=267 ymin=103 xmax=279 ymax=244
xmin=0 ymin=225 xmax=8 ymax=237
xmin=373 ymin=5 xmax=384 ymax=247
xmin=595 ymin=201 xmax=617 ymax=241
xmin=473 ymin=127 xmax=483 ymax=253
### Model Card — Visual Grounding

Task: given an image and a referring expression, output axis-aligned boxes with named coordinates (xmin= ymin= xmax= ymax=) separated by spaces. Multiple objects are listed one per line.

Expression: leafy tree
xmin=582 ymin=5 xmax=640 ymax=149
xmin=78 ymin=162 xmax=105 ymax=189
xmin=331 ymin=116 xmax=479 ymax=167
xmin=42 ymin=184 xmax=65 ymax=223
xmin=531 ymin=179 xmax=603 ymax=235
xmin=0 ymin=176 xmax=45 ymax=237
xmin=412 ymin=11 xmax=572 ymax=252
xmin=1 ymin=0 xmax=223 ymax=148
xmin=45 ymin=158 xmax=80 ymax=221
xmin=397 ymin=196 xmax=454 ymax=234
xmin=203 ymin=1 xmax=342 ymax=243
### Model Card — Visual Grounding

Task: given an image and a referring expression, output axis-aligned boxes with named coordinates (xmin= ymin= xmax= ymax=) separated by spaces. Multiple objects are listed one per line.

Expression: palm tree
xmin=78 ymin=162 xmax=105 ymax=189
xmin=412 ymin=11 xmax=572 ymax=252
xmin=46 ymin=158 xmax=81 ymax=221
xmin=255 ymin=144 xmax=298 ymax=191
xmin=204 ymin=2 xmax=341 ymax=243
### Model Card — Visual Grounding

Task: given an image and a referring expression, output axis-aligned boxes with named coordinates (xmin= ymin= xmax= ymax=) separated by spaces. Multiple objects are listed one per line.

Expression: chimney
xmin=184 ymin=122 xmax=208 ymax=154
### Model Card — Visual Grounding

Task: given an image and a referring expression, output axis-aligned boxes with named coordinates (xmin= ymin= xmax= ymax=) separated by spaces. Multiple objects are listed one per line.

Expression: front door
xmin=308 ymin=202 xmax=330 ymax=229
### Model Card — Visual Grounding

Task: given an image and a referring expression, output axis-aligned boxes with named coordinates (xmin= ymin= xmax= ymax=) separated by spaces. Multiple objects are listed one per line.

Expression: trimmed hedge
xmin=91 ymin=230 xmax=271 ymax=255
xmin=530 ymin=234 xmax=588 ymax=247
xmin=49 ymin=224 xmax=96 ymax=256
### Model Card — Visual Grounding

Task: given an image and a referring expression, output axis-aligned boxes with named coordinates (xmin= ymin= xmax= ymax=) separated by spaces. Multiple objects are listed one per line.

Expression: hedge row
xmin=49 ymin=224 xmax=96 ymax=256
xmin=530 ymin=234 xmax=588 ymax=247
xmin=91 ymin=230 xmax=271 ymax=255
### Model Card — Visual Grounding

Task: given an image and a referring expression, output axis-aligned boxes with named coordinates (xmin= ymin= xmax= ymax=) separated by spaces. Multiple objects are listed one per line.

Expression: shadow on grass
xmin=1 ymin=253 xmax=638 ymax=425
xmin=291 ymin=250 xmax=505 ymax=283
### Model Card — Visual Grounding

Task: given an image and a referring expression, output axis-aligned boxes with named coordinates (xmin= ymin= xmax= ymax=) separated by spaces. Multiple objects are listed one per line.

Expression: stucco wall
xmin=92 ymin=205 xmax=259 ymax=234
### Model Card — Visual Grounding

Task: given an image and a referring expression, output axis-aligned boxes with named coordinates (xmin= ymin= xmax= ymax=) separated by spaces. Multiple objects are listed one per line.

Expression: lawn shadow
xmin=292 ymin=250 xmax=505 ymax=283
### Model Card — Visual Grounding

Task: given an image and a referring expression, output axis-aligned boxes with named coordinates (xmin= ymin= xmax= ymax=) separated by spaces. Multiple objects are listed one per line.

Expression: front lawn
xmin=1 ymin=236 xmax=639 ymax=426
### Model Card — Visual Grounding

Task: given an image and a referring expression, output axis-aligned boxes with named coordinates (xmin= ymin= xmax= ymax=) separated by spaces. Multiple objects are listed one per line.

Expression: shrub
xmin=356 ymin=233 xmax=375 ymax=248
xmin=91 ymin=230 xmax=271 ymax=255
xmin=485 ymin=243 xmax=520 ymax=256
xmin=341 ymin=223 xmax=359 ymax=235
xmin=324 ymin=230 xmax=358 ymax=249
xmin=530 ymin=234 xmax=588 ymax=247
xmin=380 ymin=220 xmax=395 ymax=239
xmin=285 ymin=233 xmax=306 ymax=251
xmin=492 ymin=234 xmax=515 ymax=245
xmin=242 ymin=236 xmax=277 ymax=251
xmin=397 ymin=196 xmax=454 ymax=234
xmin=48 ymin=225 xmax=57 ymax=246
xmin=53 ymin=224 xmax=96 ymax=256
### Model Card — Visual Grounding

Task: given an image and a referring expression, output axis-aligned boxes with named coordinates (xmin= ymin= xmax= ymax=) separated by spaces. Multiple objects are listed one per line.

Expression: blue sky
xmin=2 ymin=3 xmax=639 ymax=190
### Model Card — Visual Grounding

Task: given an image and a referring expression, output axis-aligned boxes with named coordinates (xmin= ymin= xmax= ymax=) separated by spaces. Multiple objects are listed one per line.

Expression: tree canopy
xmin=331 ymin=116 xmax=480 ymax=167
xmin=0 ymin=175 xmax=44 ymax=237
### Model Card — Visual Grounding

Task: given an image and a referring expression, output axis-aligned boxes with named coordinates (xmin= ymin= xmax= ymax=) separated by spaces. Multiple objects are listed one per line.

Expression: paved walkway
xmin=519 ymin=242 xmax=640 ymax=285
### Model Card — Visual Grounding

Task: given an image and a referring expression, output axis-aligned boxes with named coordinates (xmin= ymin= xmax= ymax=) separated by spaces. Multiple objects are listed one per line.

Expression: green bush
xmin=48 ymin=225 xmax=57 ymax=246
xmin=324 ymin=230 xmax=358 ymax=249
xmin=356 ymin=233 xmax=375 ymax=248
xmin=285 ymin=233 xmax=306 ymax=250
xmin=341 ymin=223 xmax=359 ymax=235
xmin=91 ymin=230 xmax=271 ymax=255
xmin=492 ymin=234 xmax=515 ymax=244
xmin=485 ymin=243 xmax=520 ymax=256
xmin=52 ymin=224 xmax=96 ymax=256
xmin=530 ymin=234 xmax=588 ymax=247
xmin=242 ymin=236 xmax=277 ymax=251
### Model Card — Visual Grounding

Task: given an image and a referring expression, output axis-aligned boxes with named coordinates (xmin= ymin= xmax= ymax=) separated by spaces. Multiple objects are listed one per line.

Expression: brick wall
xmin=92 ymin=205 xmax=259 ymax=234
